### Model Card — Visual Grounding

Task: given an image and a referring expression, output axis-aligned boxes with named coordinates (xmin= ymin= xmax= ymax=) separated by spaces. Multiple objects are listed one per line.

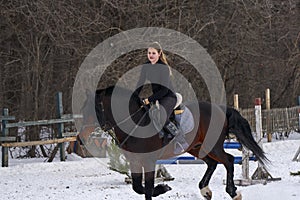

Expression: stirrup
xmin=174 ymin=141 xmax=189 ymax=154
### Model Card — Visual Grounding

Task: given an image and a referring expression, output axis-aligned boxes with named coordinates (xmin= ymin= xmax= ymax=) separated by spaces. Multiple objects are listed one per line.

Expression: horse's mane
xmin=96 ymin=85 xmax=140 ymax=104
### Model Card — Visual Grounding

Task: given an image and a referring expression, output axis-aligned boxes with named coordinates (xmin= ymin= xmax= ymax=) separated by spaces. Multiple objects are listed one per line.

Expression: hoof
xmin=200 ymin=186 xmax=212 ymax=200
xmin=152 ymin=184 xmax=172 ymax=197
xmin=233 ymin=192 xmax=242 ymax=200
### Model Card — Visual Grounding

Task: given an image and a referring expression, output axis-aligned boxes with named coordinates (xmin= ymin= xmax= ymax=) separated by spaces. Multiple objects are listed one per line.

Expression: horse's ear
xmin=95 ymin=89 xmax=106 ymax=103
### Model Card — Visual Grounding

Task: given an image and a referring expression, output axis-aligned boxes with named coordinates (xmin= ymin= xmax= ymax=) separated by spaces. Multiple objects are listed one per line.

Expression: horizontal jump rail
xmin=156 ymin=156 xmax=256 ymax=165
xmin=1 ymin=137 xmax=76 ymax=147
xmin=156 ymin=142 xmax=250 ymax=165
xmin=223 ymin=142 xmax=242 ymax=149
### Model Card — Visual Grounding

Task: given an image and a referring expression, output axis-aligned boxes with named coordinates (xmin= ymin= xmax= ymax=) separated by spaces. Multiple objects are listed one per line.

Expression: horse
xmin=93 ymin=85 xmax=268 ymax=200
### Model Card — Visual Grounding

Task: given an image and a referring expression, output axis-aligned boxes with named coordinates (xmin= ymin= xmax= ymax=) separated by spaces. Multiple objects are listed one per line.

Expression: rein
xmin=118 ymin=107 xmax=150 ymax=147
xmin=101 ymin=102 xmax=150 ymax=147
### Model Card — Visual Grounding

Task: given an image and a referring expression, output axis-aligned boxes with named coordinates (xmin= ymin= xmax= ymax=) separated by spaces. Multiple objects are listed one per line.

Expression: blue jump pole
xmin=156 ymin=155 xmax=256 ymax=165
xmin=156 ymin=142 xmax=252 ymax=165
xmin=223 ymin=142 xmax=242 ymax=149
xmin=157 ymin=156 xmax=195 ymax=164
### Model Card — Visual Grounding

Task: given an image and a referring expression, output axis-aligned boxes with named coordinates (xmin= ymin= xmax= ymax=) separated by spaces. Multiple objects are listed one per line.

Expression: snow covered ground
xmin=1 ymin=134 xmax=300 ymax=200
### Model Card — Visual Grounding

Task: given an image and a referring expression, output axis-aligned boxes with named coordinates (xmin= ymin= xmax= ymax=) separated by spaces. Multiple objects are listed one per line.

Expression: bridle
xmin=97 ymin=101 xmax=109 ymax=131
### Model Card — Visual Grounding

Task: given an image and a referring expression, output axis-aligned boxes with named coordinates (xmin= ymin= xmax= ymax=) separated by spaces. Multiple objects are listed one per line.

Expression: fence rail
xmin=0 ymin=92 xmax=81 ymax=167
xmin=5 ymin=118 xmax=75 ymax=128
xmin=1 ymin=137 xmax=76 ymax=147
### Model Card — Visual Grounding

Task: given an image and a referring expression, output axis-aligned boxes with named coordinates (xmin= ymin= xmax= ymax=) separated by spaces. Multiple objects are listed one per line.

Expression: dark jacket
xmin=135 ymin=60 xmax=176 ymax=103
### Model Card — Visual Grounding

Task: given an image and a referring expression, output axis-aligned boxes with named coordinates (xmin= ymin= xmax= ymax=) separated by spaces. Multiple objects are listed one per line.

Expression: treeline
xmin=0 ymin=0 xmax=299 ymax=121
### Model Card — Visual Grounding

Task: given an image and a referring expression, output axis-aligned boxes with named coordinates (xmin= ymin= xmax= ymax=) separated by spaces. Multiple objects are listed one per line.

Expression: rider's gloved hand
xmin=142 ymin=98 xmax=150 ymax=105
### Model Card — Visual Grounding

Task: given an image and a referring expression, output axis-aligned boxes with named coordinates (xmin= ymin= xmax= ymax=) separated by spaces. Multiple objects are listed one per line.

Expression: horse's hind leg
xmin=218 ymin=151 xmax=242 ymax=200
xmin=199 ymin=156 xmax=218 ymax=200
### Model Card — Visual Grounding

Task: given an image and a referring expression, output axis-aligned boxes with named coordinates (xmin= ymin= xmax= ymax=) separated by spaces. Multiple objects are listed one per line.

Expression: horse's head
xmin=95 ymin=88 xmax=110 ymax=131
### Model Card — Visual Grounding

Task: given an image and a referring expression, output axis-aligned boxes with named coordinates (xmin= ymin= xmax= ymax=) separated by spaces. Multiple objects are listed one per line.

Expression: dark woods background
xmin=1 ymin=0 xmax=299 ymax=121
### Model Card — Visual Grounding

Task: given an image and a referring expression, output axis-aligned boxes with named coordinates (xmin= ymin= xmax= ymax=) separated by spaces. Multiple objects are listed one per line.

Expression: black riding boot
xmin=164 ymin=121 xmax=189 ymax=154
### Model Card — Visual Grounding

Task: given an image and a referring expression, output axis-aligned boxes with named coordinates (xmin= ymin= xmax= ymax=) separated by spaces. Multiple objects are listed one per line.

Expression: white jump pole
xmin=254 ymin=98 xmax=263 ymax=148
xmin=250 ymin=98 xmax=267 ymax=183
xmin=252 ymin=98 xmax=281 ymax=182
xmin=254 ymin=98 xmax=264 ymax=178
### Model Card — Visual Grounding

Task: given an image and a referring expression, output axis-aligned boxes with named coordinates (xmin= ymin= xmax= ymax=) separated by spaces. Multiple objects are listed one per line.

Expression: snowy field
xmin=1 ymin=134 xmax=300 ymax=200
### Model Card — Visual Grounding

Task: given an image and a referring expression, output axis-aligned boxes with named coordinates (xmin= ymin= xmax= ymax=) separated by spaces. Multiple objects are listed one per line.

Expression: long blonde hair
xmin=148 ymin=42 xmax=172 ymax=76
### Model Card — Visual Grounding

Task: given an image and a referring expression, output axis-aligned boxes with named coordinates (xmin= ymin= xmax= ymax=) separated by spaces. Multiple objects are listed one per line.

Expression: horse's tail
xmin=225 ymin=107 xmax=269 ymax=166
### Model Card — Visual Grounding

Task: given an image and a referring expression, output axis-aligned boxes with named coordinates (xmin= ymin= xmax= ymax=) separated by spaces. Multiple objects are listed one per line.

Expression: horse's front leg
xmin=130 ymin=161 xmax=145 ymax=195
xmin=131 ymin=172 xmax=145 ymax=195
xmin=144 ymin=171 xmax=155 ymax=200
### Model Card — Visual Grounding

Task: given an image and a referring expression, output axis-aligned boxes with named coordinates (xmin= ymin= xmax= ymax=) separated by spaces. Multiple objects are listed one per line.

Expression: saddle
xmin=149 ymin=93 xmax=194 ymax=139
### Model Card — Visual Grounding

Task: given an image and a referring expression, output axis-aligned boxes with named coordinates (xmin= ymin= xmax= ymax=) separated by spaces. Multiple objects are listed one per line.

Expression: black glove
xmin=139 ymin=98 xmax=144 ymax=106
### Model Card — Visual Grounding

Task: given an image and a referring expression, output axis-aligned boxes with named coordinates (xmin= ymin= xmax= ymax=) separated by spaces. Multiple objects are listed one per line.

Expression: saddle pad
xmin=174 ymin=106 xmax=194 ymax=134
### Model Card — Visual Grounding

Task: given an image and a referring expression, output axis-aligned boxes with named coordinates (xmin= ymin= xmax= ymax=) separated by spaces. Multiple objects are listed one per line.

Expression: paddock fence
xmin=240 ymin=106 xmax=300 ymax=136
xmin=0 ymin=92 xmax=81 ymax=167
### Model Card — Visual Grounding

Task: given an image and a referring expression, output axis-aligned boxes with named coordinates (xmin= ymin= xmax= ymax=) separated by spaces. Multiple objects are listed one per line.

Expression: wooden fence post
xmin=233 ymin=94 xmax=239 ymax=110
xmin=56 ymin=92 xmax=65 ymax=161
xmin=233 ymin=94 xmax=250 ymax=180
xmin=2 ymin=108 xmax=9 ymax=167
xmin=265 ymin=89 xmax=272 ymax=142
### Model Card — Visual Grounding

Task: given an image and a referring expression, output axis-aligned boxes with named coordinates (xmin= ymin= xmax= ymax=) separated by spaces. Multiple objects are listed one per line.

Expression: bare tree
xmin=0 ymin=0 xmax=299 ymax=123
